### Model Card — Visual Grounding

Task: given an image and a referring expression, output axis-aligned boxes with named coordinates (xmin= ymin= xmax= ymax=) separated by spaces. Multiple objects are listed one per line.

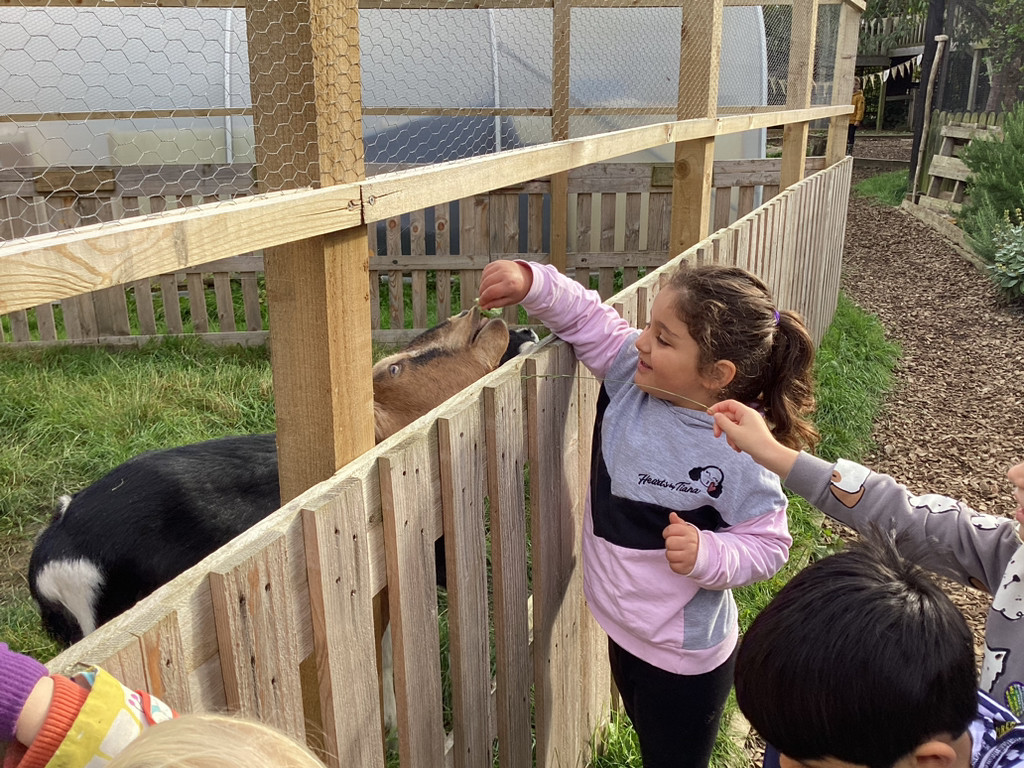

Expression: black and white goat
xmin=29 ymin=309 xmax=538 ymax=645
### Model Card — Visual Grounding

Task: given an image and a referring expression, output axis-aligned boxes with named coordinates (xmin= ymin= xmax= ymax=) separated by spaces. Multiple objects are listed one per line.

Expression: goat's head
xmin=372 ymin=306 xmax=510 ymax=442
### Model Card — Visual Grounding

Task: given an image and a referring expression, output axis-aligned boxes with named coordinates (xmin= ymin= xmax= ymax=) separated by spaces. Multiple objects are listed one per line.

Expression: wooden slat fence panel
xmin=526 ymin=342 xmax=585 ymax=768
xmin=301 ymin=484 xmax=385 ymax=768
xmin=438 ymin=403 xmax=493 ymax=768
xmin=484 ymin=371 xmax=532 ymax=768
xmin=209 ymin=532 xmax=307 ymax=742
xmin=380 ymin=437 xmax=447 ymax=768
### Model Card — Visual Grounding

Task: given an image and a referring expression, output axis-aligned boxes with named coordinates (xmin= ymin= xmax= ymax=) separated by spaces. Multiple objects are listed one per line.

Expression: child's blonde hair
xmin=107 ymin=712 xmax=325 ymax=768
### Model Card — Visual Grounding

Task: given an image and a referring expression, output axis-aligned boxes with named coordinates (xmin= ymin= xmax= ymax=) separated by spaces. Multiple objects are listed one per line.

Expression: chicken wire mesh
xmin=0 ymin=1 xmax=841 ymax=247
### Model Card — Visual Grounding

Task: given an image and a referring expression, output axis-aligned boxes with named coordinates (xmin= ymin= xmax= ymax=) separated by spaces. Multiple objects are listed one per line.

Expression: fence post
xmin=668 ymin=0 xmax=723 ymax=254
xmin=780 ymin=0 xmax=819 ymax=190
xmin=549 ymin=0 xmax=571 ymax=274
xmin=247 ymin=0 xmax=375 ymax=503
xmin=826 ymin=1 xmax=863 ymax=166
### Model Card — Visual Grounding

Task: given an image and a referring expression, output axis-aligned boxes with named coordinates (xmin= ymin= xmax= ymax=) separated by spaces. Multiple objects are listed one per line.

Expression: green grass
xmin=0 ymin=290 xmax=899 ymax=765
xmin=853 ymin=169 xmax=909 ymax=207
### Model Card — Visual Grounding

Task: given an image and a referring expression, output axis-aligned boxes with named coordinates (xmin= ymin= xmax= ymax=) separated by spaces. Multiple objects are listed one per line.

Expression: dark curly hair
xmin=666 ymin=261 xmax=819 ymax=450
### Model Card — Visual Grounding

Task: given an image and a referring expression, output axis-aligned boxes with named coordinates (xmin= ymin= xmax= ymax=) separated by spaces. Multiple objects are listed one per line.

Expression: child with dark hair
xmin=734 ymin=534 xmax=1021 ymax=768
xmin=709 ymin=398 xmax=1024 ymax=767
xmin=479 ymin=259 xmax=819 ymax=768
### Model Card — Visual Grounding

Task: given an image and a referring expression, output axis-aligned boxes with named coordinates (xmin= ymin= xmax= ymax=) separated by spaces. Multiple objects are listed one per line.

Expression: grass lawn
xmin=0 ymin=290 xmax=898 ymax=766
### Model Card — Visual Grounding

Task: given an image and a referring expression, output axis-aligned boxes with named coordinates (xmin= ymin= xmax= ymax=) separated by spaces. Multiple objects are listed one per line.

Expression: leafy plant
xmin=960 ymin=104 xmax=1024 ymax=264
xmin=987 ymin=209 xmax=1024 ymax=300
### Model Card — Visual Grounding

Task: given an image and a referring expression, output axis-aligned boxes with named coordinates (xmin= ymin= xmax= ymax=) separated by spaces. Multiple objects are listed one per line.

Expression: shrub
xmin=960 ymin=104 xmax=1024 ymax=264
xmin=988 ymin=209 xmax=1024 ymax=301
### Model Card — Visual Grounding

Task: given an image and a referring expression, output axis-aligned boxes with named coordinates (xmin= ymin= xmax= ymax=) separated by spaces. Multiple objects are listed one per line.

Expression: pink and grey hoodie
xmin=519 ymin=262 xmax=791 ymax=675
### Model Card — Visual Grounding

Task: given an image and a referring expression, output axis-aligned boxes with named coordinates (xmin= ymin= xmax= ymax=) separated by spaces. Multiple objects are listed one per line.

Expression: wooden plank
xmin=438 ymin=404 xmax=492 ymax=768
xmin=186 ymin=272 xmax=209 ymax=333
xmin=0 ymin=106 xmax=849 ymax=315
xmin=927 ymin=154 xmax=970 ymax=183
xmin=460 ymin=196 xmax=488 ymax=310
xmin=713 ymin=187 xmax=732 ymax=231
xmin=240 ymin=272 xmax=263 ymax=332
xmin=409 ymin=209 xmax=428 ymax=329
xmin=525 ymin=344 xmax=583 ymax=768
xmin=132 ymin=279 xmax=157 ymax=336
xmin=379 ymin=439 xmax=447 ymax=768
xmin=575 ymin=194 xmax=593 ymax=288
xmin=484 ymin=376 xmax=532 ymax=768
xmin=139 ymin=612 xmax=194 ymax=713
xmin=826 ymin=1 xmax=862 ymax=165
xmin=781 ymin=0 xmax=819 ymax=189
xmin=598 ymin=193 xmax=617 ymax=299
xmin=301 ymin=484 xmax=385 ymax=768
xmin=209 ymin=532 xmax=306 ymax=741
xmin=669 ymin=0 xmax=722 ymax=254
xmin=435 ymin=204 xmax=452 ymax=321
xmin=212 ymin=273 xmax=236 ymax=333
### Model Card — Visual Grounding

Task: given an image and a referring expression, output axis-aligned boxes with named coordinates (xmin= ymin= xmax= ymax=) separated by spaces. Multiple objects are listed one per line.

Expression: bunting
xmin=765 ymin=54 xmax=922 ymax=97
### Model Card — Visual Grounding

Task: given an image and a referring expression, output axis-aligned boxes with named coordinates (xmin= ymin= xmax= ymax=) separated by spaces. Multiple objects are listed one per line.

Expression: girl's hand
xmin=707 ymin=400 xmax=799 ymax=478
xmin=479 ymin=261 xmax=533 ymax=310
xmin=663 ymin=512 xmax=700 ymax=575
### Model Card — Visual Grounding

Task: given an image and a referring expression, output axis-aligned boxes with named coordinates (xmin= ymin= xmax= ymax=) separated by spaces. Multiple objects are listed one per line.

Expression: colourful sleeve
xmin=687 ymin=508 xmax=792 ymax=590
xmin=519 ymin=261 xmax=635 ymax=378
xmin=785 ymin=451 xmax=1021 ymax=593
xmin=15 ymin=667 xmax=177 ymax=768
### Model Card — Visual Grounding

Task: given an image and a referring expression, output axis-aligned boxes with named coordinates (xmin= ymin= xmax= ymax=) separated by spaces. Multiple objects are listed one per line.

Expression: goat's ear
xmin=472 ymin=318 xmax=511 ymax=368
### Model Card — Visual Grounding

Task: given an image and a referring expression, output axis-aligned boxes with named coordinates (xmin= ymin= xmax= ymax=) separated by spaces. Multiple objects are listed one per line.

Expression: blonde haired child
xmin=0 ymin=643 xmax=323 ymax=768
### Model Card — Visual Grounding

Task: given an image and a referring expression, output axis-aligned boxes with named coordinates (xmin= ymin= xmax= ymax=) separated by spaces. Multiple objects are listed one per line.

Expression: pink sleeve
xmin=686 ymin=509 xmax=791 ymax=590
xmin=519 ymin=262 xmax=636 ymax=377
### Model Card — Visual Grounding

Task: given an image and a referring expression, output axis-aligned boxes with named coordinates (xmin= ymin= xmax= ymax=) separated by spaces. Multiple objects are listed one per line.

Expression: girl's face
xmin=634 ymin=288 xmax=724 ymax=410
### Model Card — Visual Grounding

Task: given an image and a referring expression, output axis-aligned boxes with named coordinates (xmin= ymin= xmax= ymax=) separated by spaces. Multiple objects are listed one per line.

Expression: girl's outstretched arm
xmin=707 ymin=400 xmax=799 ymax=479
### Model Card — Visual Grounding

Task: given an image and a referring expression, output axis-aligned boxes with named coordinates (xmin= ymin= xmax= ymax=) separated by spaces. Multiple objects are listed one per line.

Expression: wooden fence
xmin=0 ymin=157 xmax=826 ymax=347
xmin=43 ymin=156 xmax=852 ymax=768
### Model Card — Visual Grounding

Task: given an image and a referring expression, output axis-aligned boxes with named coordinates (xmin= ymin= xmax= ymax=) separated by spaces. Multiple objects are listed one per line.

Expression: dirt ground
xmin=742 ymin=135 xmax=1024 ymax=764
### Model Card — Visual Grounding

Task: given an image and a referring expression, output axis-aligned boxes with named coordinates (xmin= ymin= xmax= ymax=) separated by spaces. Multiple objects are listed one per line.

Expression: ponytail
xmin=761 ymin=310 xmax=819 ymax=451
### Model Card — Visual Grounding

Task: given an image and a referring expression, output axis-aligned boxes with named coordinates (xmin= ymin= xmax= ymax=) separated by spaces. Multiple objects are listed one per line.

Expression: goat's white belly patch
xmin=34 ymin=558 xmax=104 ymax=636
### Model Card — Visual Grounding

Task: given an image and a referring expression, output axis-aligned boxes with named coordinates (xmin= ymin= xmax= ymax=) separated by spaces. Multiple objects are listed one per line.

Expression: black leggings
xmin=608 ymin=638 xmax=736 ymax=768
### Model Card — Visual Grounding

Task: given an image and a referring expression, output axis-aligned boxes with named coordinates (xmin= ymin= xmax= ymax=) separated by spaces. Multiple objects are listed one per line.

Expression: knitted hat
xmin=0 ymin=644 xmax=49 ymax=742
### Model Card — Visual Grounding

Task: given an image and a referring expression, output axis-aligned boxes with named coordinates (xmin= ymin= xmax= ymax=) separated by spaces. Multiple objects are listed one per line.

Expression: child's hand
xmin=663 ymin=512 xmax=700 ymax=575
xmin=1009 ymin=462 xmax=1024 ymax=525
xmin=479 ymin=260 xmax=533 ymax=310
xmin=707 ymin=400 xmax=799 ymax=478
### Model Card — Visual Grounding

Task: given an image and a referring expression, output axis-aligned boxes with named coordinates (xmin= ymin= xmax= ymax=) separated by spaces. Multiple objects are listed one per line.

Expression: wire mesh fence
xmin=1 ymin=1 xmax=847 ymax=250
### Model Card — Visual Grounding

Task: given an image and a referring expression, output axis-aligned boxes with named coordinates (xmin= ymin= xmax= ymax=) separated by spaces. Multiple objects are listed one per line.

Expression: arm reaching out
xmin=707 ymin=400 xmax=799 ymax=479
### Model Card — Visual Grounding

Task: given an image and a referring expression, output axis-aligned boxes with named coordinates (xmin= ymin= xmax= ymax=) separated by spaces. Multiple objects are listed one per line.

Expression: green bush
xmin=988 ymin=209 xmax=1024 ymax=301
xmin=960 ymin=104 xmax=1024 ymax=264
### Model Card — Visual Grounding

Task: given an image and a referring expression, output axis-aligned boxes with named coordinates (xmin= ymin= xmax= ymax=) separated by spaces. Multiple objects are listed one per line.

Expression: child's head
xmin=663 ymin=261 xmax=818 ymax=450
xmin=735 ymin=534 xmax=977 ymax=768
xmin=107 ymin=712 xmax=325 ymax=768
xmin=854 ymin=76 xmax=862 ymax=91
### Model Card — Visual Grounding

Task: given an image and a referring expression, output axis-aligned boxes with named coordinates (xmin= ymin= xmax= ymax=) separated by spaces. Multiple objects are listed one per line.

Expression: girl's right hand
xmin=479 ymin=260 xmax=533 ymax=310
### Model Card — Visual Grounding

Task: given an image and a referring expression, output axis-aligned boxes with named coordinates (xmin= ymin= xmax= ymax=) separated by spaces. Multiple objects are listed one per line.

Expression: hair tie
xmin=773 ymin=310 xmax=780 ymax=326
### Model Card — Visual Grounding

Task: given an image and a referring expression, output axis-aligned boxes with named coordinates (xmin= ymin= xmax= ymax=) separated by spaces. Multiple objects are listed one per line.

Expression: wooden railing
xmin=0 ymin=157 xmax=826 ymax=347
xmin=43 ymin=157 xmax=853 ymax=768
